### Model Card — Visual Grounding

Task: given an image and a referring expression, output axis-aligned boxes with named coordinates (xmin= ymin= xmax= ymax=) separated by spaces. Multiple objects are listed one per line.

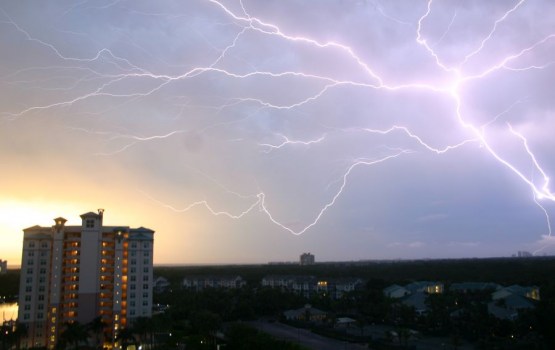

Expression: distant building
xmin=261 ymin=275 xmax=316 ymax=298
xmin=383 ymin=281 xmax=444 ymax=316
xmin=262 ymin=275 xmax=362 ymax=299
xmin=492 ymin=284 xmax=540 ymax=301
xmin=182 ymin=276 xmax=246 ymax=291
xmin=17 ymin=210 xmax=155 ymax=349
xmin=316 ymin=278 xmax=364 ymax=299
xmin=450 ymin=282 xmax=501 ymax=293
xmin=283 ymin=304 xmax=327 ymax=323
xmin=488 ymin=284 xmax=540 ymax=320
xmin=383 ymin=284 xmax=410 ymax=299
xmin=0 ymin=260 xmax=7 ymax=274
xmin=405 ymin=281 xmax=444 ymax=294
xmin=517 ymin=251 xmax=533 ymax=258
xmin=300 ymin=253 xmax=315 ymax=265
xmin=401 ymin=292 xmax=428 ymax=315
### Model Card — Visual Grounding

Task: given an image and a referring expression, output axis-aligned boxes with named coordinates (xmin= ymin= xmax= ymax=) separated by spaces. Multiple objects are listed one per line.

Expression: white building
xmin=17 ymin=210 xmax=155 ymax=349
xmin=182 ymin=276 xmax=246 ymax=291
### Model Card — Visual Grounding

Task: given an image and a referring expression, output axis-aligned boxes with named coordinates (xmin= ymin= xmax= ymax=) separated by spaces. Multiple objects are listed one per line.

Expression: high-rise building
xmin=300 ymin=252 xmax=315 ymax=266
xmin=17 ymin=210 xmax=155 ymax=349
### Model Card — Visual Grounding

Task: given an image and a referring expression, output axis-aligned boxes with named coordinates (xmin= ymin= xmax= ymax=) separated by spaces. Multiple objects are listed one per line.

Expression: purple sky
xmin=1 ymin=0 xmax=554 ymax=265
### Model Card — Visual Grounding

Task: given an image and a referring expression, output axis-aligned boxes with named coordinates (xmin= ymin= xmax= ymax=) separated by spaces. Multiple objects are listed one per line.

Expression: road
xmin=248 ymin=321 xmax=368 ymax=350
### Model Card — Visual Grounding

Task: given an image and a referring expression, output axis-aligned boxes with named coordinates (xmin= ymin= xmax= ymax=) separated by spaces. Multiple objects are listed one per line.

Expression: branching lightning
xmin=1 ymin=0 xmax=554 ymax=253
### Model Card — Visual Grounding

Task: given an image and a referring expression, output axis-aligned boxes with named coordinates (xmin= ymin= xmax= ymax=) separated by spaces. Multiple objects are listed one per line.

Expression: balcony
xmin=100 ymin=285 xmax=114 ymax=293
xmin=100 ymin=258 xmax=115 ymax=266
xmin=63 ymin=293 xmax=78 ymax=301
xmin=63 ymin=259 xmax=80 ymax=267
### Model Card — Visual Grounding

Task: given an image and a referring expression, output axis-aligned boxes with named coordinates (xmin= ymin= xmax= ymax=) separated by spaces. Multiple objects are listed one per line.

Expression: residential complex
xmin=262 ymin=275 xmax=363 ymax=299
xmin=182 ymin=275 xmax=246 ymax=291
xmin=17 ymin=210 xmax=154 ymax=349
xmin=383 ymin=281 xmax=540 ymax=320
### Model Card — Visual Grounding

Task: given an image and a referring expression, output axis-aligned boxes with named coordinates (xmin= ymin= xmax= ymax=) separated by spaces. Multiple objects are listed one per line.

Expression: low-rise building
xmin=317 ymin=278 xmax=364 ymax=299
xmin=492 ymin=284 xmax=540 ymax=301
xmin=383 ymin=284 xmax=410 ymax=299
xmin=405 ymin=281 xmax=444 ymax=294
xmin=284 ymin=304 xmax=327 ymax=323
xmin=182 ymin=276 xmax=246 ymax=291
xmin=488 ymin=284 xmax=540 ymax=320
xmin=261 ymin=275 xmax=316 ymax=297
xmin=450 ymin=282 xmax=501 ymax=293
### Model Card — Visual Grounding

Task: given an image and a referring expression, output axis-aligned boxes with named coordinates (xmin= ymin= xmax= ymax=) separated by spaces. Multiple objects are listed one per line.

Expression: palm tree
xmin=116 ymin=327 xmax=136 ymax=350
xmin=13 ymin=322 xmax=28 ymax=350
xmin=58 ymin=321 xmax=87 ymax=350
xmin=131 ymin=317 xmax=152 ymax=348
xmin=87 ymin=316 xmax=106 ymax=349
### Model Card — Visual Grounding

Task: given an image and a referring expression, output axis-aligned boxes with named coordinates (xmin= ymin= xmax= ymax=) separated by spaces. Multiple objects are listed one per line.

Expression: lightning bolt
xmin=2 ymin=0 xmax=554 ymax=252
xmin=259 ymin=133 xmax=327 ymax=153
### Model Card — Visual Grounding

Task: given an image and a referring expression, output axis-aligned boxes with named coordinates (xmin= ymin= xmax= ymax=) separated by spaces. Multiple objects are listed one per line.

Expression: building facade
xmin=182 ymin=276 xmax=246 ymax=291
xmin=299 ymin=253 xmax=315 ymax=265
xmin=17 ymin=210 xmax=154 ymax=349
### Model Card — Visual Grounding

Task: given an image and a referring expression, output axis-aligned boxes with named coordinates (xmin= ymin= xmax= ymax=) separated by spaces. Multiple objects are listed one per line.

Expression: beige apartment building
xmin=18 ymin=210 xmax=154 ymax=349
